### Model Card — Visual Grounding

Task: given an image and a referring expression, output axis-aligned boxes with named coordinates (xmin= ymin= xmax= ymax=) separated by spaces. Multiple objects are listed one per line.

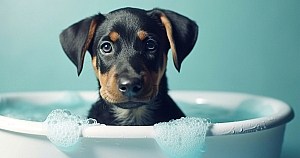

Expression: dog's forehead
xmin=107 ymin=8 xmax=149 ymax=23
xmin=103 ymin=8 xmax=161 ymax=35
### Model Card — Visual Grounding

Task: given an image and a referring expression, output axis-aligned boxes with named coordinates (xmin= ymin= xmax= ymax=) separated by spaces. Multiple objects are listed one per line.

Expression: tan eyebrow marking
xmin=109 ymin=31 xmax=120 ymax=42
xmin=137 ymin=30 xmax=148 ymax=41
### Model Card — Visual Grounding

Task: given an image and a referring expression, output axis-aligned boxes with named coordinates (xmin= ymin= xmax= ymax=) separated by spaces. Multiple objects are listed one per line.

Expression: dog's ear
xmin=149 ymin=9 xmax=198 ymax=72
xmin=59 ymin=15 xmax=104 ymax=76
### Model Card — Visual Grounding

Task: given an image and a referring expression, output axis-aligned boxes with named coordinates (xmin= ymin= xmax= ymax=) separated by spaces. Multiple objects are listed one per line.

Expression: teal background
xmin=0 ymin=0 xmax=299 ymax=157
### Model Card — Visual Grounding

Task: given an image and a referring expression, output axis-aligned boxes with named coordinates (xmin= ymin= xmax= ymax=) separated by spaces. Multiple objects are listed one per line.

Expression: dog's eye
xmin=100 ymin=42 xmax=113 ymax=54
xmin=145 ymin=39 xmax=158 ymax=51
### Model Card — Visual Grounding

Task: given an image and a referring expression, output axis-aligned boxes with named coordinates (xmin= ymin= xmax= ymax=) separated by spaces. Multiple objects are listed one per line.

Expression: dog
xmin=59 ymin=7 xmax=198 ymax=125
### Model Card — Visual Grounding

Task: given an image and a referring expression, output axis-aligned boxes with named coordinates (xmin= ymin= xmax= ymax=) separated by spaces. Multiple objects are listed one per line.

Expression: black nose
xmin=118 ymin=77 xmax=143 ymax=97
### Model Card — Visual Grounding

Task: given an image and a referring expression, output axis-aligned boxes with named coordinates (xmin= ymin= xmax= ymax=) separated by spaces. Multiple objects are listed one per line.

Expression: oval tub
xmin=0 ymin=91 xmax=294 ymax=158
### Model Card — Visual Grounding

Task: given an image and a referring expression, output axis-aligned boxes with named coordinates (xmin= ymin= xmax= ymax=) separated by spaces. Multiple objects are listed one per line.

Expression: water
xmin=0 ymin=93 xmax=92 ymax=121
xmin=177 ymin=99 xmax=274 ymax=123
xmin=0 ymin=97 xmax=271 ymax=123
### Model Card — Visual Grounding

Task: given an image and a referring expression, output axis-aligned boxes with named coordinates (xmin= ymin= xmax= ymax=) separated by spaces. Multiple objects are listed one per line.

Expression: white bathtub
xmin=0 ymin=91 xmax=294 ymax=158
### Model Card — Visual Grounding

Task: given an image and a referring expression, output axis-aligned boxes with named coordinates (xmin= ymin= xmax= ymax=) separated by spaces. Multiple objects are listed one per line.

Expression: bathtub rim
xmin=0 ymin=90 xmax=294 ymax=138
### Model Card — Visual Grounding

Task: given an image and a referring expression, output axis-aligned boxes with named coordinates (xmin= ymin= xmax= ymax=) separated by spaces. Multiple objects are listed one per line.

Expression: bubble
xmin=85 ymin=118 xmax=98 ymax=125
xmin=43 ymin=109 xmax=98 ymax=148
xmin=153 ymin=117 xmax=210 ymax=158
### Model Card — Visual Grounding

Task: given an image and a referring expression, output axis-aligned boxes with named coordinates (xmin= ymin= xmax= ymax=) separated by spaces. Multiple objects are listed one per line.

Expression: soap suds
xmin=154 ymin=117 xmax=210 ymax=158
xmin=43 ymin=109 xmax=97 ymax=148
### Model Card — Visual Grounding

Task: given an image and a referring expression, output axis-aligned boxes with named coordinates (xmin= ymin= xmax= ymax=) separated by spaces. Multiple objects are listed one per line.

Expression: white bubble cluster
xmin=154 ymin=117 xmax=210 ymax=158
xmin=43 ymin=109 xmax=97 ymax=148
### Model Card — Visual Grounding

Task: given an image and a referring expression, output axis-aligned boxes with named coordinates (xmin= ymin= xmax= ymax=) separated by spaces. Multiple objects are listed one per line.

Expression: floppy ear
xmin=59 ymin=15 xmax=104 ymax=76
xmin=149 ymin=9 xmax=198 ymax=72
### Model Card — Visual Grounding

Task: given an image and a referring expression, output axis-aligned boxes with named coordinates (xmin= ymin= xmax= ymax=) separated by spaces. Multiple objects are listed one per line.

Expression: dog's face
xmin=91 ymin=9 xmax=170 ymax=109
xmin=60 ymin=8 xmax=198 ymax=109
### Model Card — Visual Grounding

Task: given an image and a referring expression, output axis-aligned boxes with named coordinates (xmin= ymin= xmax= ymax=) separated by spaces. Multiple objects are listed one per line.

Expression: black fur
xmin=59 ymin=7 xmax=198 ymax=125
xmin=88 ymin=74 xmax=185 ymax=125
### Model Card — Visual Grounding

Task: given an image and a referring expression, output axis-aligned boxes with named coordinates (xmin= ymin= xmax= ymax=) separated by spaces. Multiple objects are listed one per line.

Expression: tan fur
xmin=160 ymin=14 xmax=179 ymax=70
xmin=83 ymin=19 xmax=98 ymax=56
xmin=109 ymin=31 xmax=120 ymax=42
xmin=137 ymin=30 xmax=148 ymax=41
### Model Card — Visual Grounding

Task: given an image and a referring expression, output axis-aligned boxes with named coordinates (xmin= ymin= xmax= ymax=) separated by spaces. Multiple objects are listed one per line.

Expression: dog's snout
xmin=118 ymin=77 xmax=143 ymax=97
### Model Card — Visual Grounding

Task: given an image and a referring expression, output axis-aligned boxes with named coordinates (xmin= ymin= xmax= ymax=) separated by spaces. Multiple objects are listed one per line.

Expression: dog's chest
xmin=111 ymin=106 xmax=156 ymax=125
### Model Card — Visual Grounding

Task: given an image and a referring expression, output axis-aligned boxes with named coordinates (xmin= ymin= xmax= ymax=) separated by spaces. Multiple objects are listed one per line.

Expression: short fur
xmin=59 ymin=7 xmax=198 ymax=125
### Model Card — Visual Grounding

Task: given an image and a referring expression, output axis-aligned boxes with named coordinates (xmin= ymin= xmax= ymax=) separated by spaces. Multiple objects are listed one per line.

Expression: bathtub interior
xmin=0 ymin=91 xmax=279 ymax=123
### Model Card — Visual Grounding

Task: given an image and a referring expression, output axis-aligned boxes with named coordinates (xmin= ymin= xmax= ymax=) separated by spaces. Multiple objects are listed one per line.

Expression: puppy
xmin=59 ymin=7 xmax=198 ymax=125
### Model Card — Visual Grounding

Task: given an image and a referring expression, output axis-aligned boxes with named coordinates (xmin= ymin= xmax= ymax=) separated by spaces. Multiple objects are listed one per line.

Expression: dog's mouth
xmin=101 ymin=93 xmax=158 ymax=109
xmin=102 ymin=92 xmax=157 ymax=109
xmin=112 ymin=101 xmax=148 ymax=109
xmin=100 ymin=84 xmax=159 ymax=109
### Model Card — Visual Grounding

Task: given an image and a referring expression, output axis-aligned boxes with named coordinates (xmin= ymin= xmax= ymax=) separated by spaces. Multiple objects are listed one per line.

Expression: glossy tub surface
xmin=0 ymin=91 xmax=294 ymax=158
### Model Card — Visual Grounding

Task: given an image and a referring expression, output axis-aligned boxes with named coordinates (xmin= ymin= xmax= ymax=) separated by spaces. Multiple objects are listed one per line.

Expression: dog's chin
xmin=112 ymin=101 xmax=147 ymax=109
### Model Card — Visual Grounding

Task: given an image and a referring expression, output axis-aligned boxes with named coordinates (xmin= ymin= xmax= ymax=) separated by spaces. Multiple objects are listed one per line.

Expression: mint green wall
xmin=1 ymin=0 xmax=299 ymax=157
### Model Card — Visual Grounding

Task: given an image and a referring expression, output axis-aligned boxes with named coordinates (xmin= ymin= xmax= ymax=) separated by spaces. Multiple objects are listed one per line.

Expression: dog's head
xmin=60 ymin=8 xmax=198 ymax=109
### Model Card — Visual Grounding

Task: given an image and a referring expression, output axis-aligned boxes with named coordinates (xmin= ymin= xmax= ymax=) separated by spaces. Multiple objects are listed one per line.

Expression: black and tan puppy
xmin=59 ymin=7 xmax=198 ymax=125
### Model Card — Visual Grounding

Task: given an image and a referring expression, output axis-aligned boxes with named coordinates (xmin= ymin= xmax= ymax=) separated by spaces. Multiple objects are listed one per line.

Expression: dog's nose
xmin=118 ymin=77 xmax=143 ymax=97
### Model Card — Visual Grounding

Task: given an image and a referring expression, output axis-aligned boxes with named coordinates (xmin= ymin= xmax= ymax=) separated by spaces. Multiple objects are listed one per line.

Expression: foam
xmin=43 ymin=109 xmax=97 ymax=148
xmin=154 ymin=117 xmax=210 ymax=158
